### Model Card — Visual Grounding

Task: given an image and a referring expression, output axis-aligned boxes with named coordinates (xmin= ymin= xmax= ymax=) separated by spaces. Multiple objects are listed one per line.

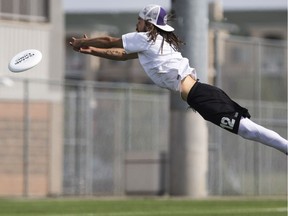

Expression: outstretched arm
xmin=78 ymin=46 xmax=138 ymax=61
xmin=70 ymin=34 xmax=123 ymax=50
xmin=70 ymin=34 xmax=138 ymax=61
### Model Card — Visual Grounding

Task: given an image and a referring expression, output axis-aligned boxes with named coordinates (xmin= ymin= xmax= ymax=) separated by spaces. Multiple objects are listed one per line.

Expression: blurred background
xmin=0 ymin=0 xmax=287 ymax=198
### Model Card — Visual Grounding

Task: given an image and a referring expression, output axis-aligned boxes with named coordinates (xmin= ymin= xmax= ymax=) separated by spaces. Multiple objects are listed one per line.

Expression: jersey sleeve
xmin=122 ymin=32 xmax=150 ymax=54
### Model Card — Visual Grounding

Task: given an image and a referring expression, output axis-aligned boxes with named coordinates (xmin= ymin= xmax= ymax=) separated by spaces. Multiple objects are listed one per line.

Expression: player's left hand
xmin=69 ymin=34 xmax=88 ymax=52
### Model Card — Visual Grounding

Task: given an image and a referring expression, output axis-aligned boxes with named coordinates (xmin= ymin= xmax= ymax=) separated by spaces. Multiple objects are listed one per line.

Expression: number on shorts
xmin=220 ymin=117 xmax=235 ymax=130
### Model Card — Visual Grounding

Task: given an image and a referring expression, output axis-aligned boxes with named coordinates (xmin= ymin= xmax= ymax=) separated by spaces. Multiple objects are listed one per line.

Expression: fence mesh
xmin=0 ymin=36 xmax=286 ymax=197
xmin=63 ymin=83 xmax=170 ymax=195
xmin=208 ymin=36 xmax=287 ymax=195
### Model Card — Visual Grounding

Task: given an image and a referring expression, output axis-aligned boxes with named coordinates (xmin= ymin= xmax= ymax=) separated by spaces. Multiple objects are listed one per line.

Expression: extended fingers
xmin=69 ymin=35 xmax=88 ymax=52
xmin=69 ymin=37 xmax=76 ymax=46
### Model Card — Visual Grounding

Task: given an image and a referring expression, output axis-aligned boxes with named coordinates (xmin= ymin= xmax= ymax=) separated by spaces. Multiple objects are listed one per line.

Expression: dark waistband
xmin=187 ymin=80 xmax=200 ymax=103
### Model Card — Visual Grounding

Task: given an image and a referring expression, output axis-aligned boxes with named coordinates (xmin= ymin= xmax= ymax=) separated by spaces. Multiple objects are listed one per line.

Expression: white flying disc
xmin=8 ymin=49 xmax=42 ymax=72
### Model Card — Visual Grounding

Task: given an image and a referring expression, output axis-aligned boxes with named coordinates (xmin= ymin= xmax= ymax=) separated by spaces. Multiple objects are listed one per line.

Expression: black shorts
xmin=186 ymin=81 xmax=251 ymax=134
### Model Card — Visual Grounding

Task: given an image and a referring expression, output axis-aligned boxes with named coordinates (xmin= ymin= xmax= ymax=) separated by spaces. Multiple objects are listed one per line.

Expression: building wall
xmin=0 ymin=102 xmax=50 ymax=196
xmin=0 ymin=0 xmax=64 ymax=197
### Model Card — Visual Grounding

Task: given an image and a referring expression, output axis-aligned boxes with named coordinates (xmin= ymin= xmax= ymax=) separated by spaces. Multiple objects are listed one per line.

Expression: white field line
xmin=48 ymin=207 xmax=287 ymax=216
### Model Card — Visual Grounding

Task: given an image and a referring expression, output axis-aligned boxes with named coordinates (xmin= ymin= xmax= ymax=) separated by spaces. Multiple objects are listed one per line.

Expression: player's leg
xmin=186 ymin=82 xmax=288 ymax=154
xmin=238 ymin=117 xmax=288 ymax=154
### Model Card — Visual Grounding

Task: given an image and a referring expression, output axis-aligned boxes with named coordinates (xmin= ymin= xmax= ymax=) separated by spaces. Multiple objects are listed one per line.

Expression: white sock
xmin=238 ymin=117 xmax=288 ymax=154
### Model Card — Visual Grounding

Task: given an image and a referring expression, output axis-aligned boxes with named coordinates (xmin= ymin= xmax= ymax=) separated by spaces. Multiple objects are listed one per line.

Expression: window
xmin=0 ymin=0 xmax=49 ymax=22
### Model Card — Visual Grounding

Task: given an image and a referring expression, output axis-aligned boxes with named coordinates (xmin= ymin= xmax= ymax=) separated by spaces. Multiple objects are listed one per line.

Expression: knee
xmin=238 ymin=119 xmax=259 ymax=140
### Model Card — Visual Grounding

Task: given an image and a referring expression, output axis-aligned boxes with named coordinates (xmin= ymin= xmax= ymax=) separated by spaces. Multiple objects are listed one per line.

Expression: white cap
xmin=139 ymin=4 xmax=174 ymax=32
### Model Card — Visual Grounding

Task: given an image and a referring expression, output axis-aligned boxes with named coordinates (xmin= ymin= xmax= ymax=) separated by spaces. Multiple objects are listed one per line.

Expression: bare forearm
xmin=80 ymin=47 xmax=138 ymax=61
xmin=80 ymin=36 xmax=122 ymax=48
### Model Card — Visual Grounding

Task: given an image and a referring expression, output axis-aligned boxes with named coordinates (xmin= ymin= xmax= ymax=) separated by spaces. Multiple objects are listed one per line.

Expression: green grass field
xmin=0 ymin=197 xmax=287 ymax=216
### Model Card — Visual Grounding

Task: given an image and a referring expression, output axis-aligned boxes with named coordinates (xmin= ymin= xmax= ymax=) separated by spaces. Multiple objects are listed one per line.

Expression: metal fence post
xmin=214 ymin=30 xmax=223 ymax=195
xmin=85 ymin=84 xmax=94 ymax=195
xmin=23 ymin=79 xmax=30 ymax=197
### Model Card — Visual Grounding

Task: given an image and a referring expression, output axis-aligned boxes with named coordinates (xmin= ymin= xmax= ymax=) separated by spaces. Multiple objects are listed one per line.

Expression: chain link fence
xmin=208 ymin=35 xmax=287 ymax=195
xmin=63 ymin=82 xmax=170 ymax=195
xmin=0 ymin=78 xmax=170 ymax=196
xmin=0 ymin=35 xmax=286 ymax=197
xmin=0 ymin=78 xmax=63 ymax=196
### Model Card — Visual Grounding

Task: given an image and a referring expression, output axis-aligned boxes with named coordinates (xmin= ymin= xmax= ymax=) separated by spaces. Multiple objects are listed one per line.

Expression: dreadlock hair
xmin=144 ymin=20 xmax=184 ymax=52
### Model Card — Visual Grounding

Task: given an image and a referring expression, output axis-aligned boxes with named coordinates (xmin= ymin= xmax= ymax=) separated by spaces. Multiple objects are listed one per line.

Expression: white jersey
xmin=122 ymin=32 xmax=197 ymax=91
